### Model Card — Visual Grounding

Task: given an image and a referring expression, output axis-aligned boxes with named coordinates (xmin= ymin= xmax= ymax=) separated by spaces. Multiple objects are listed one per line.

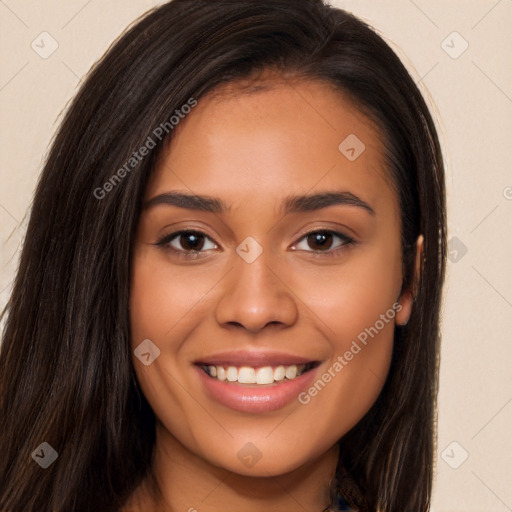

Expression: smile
xmin=200 ymin=362 xmax=318 ymax=385
xmin=193 ymin=350 xmax=322 ymax=412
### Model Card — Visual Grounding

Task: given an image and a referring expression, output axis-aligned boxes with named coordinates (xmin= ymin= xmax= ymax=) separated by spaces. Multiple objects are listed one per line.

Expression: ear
xmin=395 ymin=234 xmax=424 ymax=326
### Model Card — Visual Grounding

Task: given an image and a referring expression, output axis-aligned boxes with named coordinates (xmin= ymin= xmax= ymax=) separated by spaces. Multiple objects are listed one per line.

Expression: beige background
xmin=1 ymin=1 xmax=511 ymax=510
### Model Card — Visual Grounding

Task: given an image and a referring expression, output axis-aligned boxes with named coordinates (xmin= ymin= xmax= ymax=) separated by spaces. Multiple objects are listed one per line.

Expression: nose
xmin=214 ymin=252 xmax=299 ymax=334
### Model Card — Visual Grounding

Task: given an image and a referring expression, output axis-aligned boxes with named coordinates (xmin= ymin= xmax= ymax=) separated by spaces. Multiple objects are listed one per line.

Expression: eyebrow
xmin=143 ymin=190 xmax=375 ymax=216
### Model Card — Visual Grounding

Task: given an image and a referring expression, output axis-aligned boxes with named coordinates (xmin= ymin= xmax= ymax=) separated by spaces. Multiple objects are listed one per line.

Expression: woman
xmin=0 ymin=1 xmax=446 ymax=510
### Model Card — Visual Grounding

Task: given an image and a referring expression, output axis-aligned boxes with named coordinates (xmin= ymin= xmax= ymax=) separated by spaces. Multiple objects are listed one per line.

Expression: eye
xmin=291 ymin=230 xmax=354 ymax=257
xmin=154 ymin=228 xmax=354 ymax=260
xmin=155 ymin=230 xmax=217 ymax=259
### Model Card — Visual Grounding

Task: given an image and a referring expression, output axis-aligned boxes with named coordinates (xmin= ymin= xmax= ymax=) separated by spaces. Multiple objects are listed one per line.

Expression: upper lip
xmin=194 ymin=350 xmax=318 ymax=367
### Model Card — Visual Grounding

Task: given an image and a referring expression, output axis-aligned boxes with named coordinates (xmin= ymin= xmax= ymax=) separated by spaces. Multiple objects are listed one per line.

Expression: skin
xmin=126 ymin=75 xmax=422 ymax=511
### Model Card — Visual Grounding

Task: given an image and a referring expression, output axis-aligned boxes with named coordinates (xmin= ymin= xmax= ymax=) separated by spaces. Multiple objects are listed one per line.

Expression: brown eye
xmin=292 ymin=230 xmax=354 ymax=257
xmin=306 ymin=232 xmax=334 ymax=251
xmin=177 ymin=232 xmax=206 ymax=251
xmin=155 ymin=230 xmax=217 ymax=256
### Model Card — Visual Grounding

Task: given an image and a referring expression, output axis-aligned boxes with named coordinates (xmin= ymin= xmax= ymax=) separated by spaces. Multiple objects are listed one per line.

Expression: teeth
xmin=285 ymin=365 xmax=297 ymax=379
xmin=238 ymin=366 xmax=256 ymax=384
xmin=216 ymin=366 xmax=226 ymax=381
xmin=203 ymin=363 xmax=309 ymax=384
xmin=274 ymin=365 xmax=286 ymax=381
xmin=226 ymin=367 xmax=238 ymax=382
xmin=256 ymin=366 xmax=274 ymax=385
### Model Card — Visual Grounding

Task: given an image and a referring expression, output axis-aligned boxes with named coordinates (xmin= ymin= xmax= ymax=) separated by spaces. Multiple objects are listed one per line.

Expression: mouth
xmin=196 ymin=361 xmax=320 ymax=386
xmin=192 ymin=350 xmax=323 ymax=412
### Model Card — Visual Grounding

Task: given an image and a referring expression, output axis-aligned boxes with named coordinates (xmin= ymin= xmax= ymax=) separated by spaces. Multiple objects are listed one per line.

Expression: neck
xmin=126 ymin=420 xmax=340 ymax=512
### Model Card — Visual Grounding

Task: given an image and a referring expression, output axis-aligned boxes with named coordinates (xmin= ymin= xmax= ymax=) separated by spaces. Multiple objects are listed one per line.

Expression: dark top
xmin=323 ymin=461 xmax=369 ymax=512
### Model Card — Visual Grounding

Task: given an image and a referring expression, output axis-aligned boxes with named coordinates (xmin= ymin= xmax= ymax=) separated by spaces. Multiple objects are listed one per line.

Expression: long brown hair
xmin=0 ymin=1 xmax=446 ymax=510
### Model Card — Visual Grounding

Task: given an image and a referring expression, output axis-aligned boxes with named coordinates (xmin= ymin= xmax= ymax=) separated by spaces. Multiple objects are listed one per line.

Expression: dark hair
xmin=0 ymin=0 xmax=446 ymax=510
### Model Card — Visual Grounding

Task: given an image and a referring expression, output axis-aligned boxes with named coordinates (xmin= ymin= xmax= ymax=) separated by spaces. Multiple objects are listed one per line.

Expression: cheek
xmin=290 ymin=246 xmax=400 ymax=424
xmin=129 ymin=252 xmax=213 ymax=445
xmin=129 ymin=250 xmax=215 ymax=345
xmin=297 ymin=279 xmax=396 ymax=439
xmin=295 ymin=242 xmax=402 ymax=344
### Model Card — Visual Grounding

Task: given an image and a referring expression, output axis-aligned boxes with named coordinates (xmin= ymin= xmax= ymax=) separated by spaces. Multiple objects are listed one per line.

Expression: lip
xmin=193 ymin=350 xmax=317 ymax=367
xmin=194 ymin=361 xmax=321 ymax=413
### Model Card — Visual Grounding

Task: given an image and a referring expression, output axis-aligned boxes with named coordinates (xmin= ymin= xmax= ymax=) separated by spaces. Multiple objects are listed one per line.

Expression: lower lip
xmin=194 ymin=364 xmax=319 ymax=413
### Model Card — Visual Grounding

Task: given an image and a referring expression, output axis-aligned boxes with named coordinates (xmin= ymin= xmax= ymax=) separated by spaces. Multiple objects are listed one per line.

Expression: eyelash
xmin=154 ymin=229 xmax=354 ymax=261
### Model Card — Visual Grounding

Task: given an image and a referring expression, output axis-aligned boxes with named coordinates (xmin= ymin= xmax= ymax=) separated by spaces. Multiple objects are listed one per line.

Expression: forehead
xmin=146 ymin=77 xmax=396 ymax=219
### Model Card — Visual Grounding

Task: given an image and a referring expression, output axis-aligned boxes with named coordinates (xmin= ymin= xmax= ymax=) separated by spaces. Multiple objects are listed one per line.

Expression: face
xmin=129 ymin=77 xmax=415 ymax=477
